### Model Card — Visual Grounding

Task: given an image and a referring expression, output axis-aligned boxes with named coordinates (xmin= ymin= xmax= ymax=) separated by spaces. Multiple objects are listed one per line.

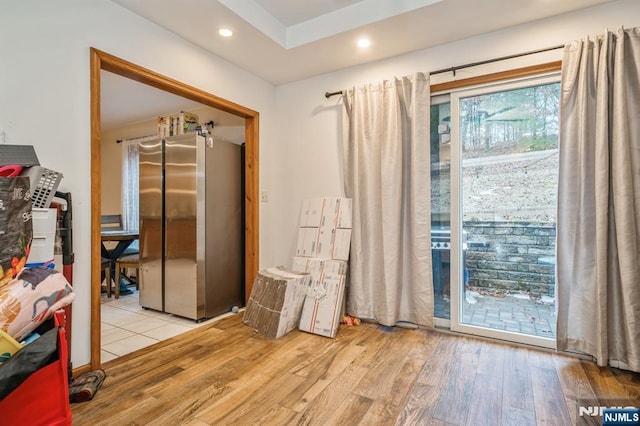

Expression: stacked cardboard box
xmin=293 ymin=257 xmax=348 ymax=338
xmin=295 ymin=197 xmax=352 ymax=259
xmin=293 ymin=197 xmax=352 ymax=338
xmin=243 ymin=198 xmax=353 ymax=339
xmin=243 ymin=267 xmax=311 ymax=339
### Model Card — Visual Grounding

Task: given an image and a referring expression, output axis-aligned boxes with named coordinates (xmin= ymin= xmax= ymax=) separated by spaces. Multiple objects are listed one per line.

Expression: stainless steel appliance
xmin=138 ymin=133 xmax=244 ymax=320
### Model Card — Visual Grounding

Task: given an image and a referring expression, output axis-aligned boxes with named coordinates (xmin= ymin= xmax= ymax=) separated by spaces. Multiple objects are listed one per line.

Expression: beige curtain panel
xmin=342 ymin=73 xmax=433 ymax=327
xmin=557 ymin=27 xmax=640 ymax=372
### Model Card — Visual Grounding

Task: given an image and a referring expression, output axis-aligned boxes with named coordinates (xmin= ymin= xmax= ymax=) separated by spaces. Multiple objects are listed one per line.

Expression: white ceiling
xmin=103 ymin=0 xmax=614 ymax=130
xmin=101 ymin=71 xmax=201 ymax=131
xmin=112 ymin=0 xmax=614 ymax=85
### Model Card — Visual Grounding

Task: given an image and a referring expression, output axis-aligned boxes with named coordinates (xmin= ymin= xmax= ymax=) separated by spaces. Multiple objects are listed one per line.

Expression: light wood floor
xmin=72 ymin=313 xmax=640 ymax=425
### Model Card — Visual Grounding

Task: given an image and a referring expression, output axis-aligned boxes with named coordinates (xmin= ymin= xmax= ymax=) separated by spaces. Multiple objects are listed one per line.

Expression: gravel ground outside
xmin=463 ymin=149 xmax=559 ymax=222
xmin=432 ymin=148 xmax=559 ymax=223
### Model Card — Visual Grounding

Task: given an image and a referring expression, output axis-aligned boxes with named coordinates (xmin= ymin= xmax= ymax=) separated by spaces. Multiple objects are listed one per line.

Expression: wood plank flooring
xmin=72 ymin=313 xmax=640 ymax=425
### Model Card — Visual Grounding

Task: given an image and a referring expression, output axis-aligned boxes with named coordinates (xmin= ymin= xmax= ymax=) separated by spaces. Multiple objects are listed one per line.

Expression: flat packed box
xmin=296 ymin=197 xmax=353 ymax=260
xmin=243 ymin=267 xmax=311 ymax=339
xmin=320 ymin=197 xmax=352 ymax=230
xmin=295 ymin=227 xmax=319 ymax=257
xmin=336 ymin=198 xmax=352 ymax=229
xmin=292 ymin=256 xmax=348 ymax=278
xmin=292 ymin=256 xmax=324 ymax=276
xmin=299 ymin=197 xmax=352 ymax=230
xmin=292 ymin=256 xmax=348 ymax=338
xmin=315 ymin=226 xmax=335 ymax=259
xmin=316 ymin=227 xmax=351 ymax=261
xmin=292 ymin=197 xmax=352 ymax=338
xmin=298 ymin=198 xmax=325 ymax=228
xmin=331 ymin=228 xmax=352 ymax=261
xmin=298 ymin=274 xmax=346 ymax=338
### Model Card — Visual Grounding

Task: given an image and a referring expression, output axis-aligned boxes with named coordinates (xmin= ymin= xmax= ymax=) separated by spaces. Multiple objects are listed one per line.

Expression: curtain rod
xmin=324 ymin=44 xmax=565 ymax=99
xmin=116 ymin=134 xmax=156 ymax=144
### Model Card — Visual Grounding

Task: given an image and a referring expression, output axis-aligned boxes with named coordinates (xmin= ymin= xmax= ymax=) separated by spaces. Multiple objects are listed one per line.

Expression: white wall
xmin=0 ymin=0 xmax=277 ymax=367
xmin=272 ymin=0 xmax=640 ymax=264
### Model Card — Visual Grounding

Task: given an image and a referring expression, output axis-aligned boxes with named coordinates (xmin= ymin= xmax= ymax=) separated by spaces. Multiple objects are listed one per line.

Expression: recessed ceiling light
xmin=357 ymin=38 xmax=371 ymax=48
xmin=218 ymin=28 xmax=233 ymax=38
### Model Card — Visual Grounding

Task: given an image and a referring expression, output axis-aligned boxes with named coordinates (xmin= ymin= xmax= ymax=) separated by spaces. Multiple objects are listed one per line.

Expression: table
xmin=101 ymin=230 xmax=139 ymax=260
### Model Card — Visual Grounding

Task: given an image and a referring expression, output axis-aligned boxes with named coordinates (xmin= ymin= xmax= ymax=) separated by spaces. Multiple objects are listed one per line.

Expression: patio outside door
xmin=434 ymin=75 xmax=560 ymax=348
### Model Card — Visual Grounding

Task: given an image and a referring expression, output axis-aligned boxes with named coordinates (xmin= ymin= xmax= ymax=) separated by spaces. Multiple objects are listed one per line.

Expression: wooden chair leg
xmin=115 ymin=263 xmax=120 ymax=299
xmin=105 ymin=266 xmax=111 ymax=298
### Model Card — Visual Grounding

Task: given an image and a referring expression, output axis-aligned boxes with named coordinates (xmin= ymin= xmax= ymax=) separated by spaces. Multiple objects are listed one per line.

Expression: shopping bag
xmin=0 ymin=177 xmax=33 ymax=288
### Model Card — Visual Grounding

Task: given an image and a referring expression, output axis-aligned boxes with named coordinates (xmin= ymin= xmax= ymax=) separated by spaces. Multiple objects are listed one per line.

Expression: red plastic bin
xmin=0 ymin=310 xmax=71 ymax=426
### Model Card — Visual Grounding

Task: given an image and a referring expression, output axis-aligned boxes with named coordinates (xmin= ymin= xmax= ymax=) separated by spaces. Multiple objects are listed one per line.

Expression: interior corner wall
xmin=272 ymin=0 xmax=640 ymax=266
xmin=0 ymin=0 xmax=277 ymax=368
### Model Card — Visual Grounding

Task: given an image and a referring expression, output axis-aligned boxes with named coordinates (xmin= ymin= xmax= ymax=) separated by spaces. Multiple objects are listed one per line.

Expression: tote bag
xmin=0 ymin=177 xmax=33 ymax=288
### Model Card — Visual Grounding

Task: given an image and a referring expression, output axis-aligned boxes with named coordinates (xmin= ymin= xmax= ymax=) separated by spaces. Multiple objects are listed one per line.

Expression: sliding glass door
xmin=431 ymin=96 xmax=452 ymax=325
xmin=436 ymin=75 xmax=560 ymax=348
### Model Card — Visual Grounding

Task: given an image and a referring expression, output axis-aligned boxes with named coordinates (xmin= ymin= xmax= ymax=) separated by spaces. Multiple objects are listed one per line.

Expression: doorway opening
xmin=90 ymin=48 xmax=259 ymax=370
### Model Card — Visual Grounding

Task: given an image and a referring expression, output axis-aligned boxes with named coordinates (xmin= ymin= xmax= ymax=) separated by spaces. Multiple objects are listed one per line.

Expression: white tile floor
xmin=101 ymin=289 xmax=235 ymax=363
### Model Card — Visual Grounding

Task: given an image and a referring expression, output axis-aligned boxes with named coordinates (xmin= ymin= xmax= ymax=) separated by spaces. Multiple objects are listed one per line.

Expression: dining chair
xmin=100 ymin=214 xmax=123 ymax=231
xmin=101 ymin=258 xmax=113 ymax=298
xmin=115 ymin=253 xmax=140 ymax=297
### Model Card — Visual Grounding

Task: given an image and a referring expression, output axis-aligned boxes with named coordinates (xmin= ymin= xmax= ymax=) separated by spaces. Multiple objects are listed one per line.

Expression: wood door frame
xmin=90 ymin=48 xmax=259 ymax=370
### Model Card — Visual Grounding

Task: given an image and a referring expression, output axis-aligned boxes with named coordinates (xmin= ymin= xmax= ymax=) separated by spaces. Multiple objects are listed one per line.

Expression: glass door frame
xmin=431 ymin=93 xmax=453 ymax=330
xmin=448 ymin=73 xmax=560 ymax=349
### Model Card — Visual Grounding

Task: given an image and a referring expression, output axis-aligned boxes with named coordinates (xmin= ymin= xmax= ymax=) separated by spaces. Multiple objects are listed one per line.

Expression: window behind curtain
xmin=121 ymin=140 xmax=140 ymax=231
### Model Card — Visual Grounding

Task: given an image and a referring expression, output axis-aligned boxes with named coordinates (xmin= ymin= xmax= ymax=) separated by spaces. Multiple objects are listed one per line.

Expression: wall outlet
xmin=260 ymin=191 xmax=269 ymax=202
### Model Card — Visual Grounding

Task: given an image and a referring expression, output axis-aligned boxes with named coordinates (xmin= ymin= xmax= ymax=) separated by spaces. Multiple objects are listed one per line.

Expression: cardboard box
xmin=298 ymin=273 xmax=346 ymax=338
xmin=243 ymin=267 xmax=311 ymax=339
xmin=323 ymin=258 xmax=349 ymax=276
xmin=292 ymin=256 xmax=323 ymax=276
xmin=299 ymin=197 xmax=352 ymax=229
xmin=315 ymin=227 xmax=351 ymax=261
xmin=292 ymin=197 xmax=352 ymax=338
xmin=291 ymin=256 xmax=308 ymax=273
xmin=331 ymin=228 xmax=352 ymax=261
xmin=337 ymin=198 xmax=352 ymax=229
xmin=291 ymin=257 xmax=348 ymax=338
xmin=315 ymin=225 xmax=335 ymax=259
xmin=291 ymin=257 xmax=348 ymax=281
xmin=318 ymin=197 xmax=352 ymax=230
xmin=295 ymin=227 xmax=319 ymax=257
xmin=298 ymin=197 xmax=325 ymax=228
xmin=318 ymin=197 xmax=338 ymax=229
xmin=296 ymin=197 xmax=352 ymax=259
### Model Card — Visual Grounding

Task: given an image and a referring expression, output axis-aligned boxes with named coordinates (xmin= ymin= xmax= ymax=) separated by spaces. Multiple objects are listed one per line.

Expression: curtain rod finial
xmin=325 ymin=90 xmax=344 ymax=99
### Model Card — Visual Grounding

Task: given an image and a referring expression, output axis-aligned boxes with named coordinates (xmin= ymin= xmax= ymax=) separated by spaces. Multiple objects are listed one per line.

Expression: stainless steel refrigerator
xmin=138 ymin=132 xmax=244 ymax=320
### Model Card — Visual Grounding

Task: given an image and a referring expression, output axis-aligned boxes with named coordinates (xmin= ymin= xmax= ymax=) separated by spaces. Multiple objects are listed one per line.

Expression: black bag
xmin=0 ymin=176 xmax=33 ymax=287
xmin=0 ymin=325 xmax=58 ymax=400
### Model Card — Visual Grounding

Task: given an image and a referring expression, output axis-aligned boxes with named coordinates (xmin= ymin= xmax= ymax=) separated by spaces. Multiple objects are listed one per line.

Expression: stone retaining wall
xmin=464 ymin=221 xmax=555 ymax=296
